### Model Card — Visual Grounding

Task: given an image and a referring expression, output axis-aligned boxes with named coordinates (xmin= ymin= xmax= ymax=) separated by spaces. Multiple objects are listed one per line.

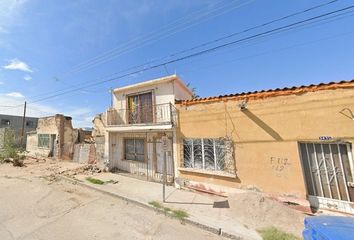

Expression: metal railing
xmin=106 ymin=103 xmax=176 ymax=126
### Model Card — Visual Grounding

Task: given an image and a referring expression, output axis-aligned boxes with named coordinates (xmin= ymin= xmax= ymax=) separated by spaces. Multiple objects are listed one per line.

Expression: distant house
xmin=26 ymin=114 xmax=77 ymax=159
xmin=0 ymin=114 xmax=38 ymax=149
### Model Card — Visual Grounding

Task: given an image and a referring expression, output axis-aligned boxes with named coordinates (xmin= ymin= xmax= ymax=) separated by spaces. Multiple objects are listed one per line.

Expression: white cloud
xmin=3 ymin=59 xmax=33 ymax=72
xmin=0 ymin=0 xmax=28 ymax=34
xmin=6 ymin=92 xmax=25 ymax=98
xmin=24 ymin=75 xmax=32 ymax=81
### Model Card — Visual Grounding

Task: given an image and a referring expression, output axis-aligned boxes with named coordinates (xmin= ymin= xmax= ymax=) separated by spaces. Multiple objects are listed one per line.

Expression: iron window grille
xmin=183 ymin=138 xmax=226 ymax=171
xmin=38 ymin=134 xmax=50 ymax=148
xmin=124 ymin=138 xmax=145 ymax=162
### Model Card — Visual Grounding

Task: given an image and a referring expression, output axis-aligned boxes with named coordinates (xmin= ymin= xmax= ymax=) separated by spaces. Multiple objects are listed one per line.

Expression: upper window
xmin=38 ymin=134 xmax=50 ymax=148
xmin=124 ymin=138 xmax=145 ymax=161
xmin=1 ymin=119 xmax=10 ymax=126
xmin=183 ymin=138 xmax=226 ymax=171
xmin=127 ymin=92 xmax=153 ymax=124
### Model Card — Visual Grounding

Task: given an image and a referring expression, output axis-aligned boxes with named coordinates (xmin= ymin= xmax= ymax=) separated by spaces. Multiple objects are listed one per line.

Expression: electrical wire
xmin=59 ymin=0 xmax=252 ymax=77
xmin=58 ymin=0 xmax=338 ymax=77
xmin=23 ymin=5 xmax=354 ymax=105
xmin=25 ymin=0 xmax=343 ymax=101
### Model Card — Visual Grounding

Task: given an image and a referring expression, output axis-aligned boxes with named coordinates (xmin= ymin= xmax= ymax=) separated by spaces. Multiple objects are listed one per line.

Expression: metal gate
xmin=299 ymin=142 xmax=354 ymax=214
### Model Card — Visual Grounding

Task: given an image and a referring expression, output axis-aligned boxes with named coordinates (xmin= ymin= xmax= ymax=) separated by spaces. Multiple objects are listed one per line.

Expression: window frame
xmin=38 ymin=134 xmax=51 ymax=149
xmin=1 ymin=119 xmax=10 ymax=126
xmin=123 ymin=138 xmax=146 ymax=162
xmin=183 ymin=138 xmax=226 ymax=172
xmin=126 ymin=90 xmax=154 ymax=124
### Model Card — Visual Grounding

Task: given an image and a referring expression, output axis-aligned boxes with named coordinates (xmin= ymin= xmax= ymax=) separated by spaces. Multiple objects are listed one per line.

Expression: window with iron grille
xmin=183 ymin=138 xmax=226 ymax=171
xmin=38 ymin=134 xmax=50 ymax=148
xmin=124 ymin=138 xmax=145 ymax=161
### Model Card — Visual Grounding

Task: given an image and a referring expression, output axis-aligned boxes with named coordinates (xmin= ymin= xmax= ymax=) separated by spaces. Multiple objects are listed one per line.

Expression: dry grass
xmin=148 ymin=201 xmax=189 ymax=220
xmin=259 ymin=227 xmax=300 ymax=240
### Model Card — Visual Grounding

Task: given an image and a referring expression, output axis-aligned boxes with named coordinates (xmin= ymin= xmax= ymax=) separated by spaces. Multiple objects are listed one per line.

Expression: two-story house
xmin=102 ymin=75 xmax=192 ymax=183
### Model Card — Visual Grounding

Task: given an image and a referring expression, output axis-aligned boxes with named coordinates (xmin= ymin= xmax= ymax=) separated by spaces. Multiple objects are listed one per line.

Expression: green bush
xmin=0 ymin=129 xmax=25 ymax=165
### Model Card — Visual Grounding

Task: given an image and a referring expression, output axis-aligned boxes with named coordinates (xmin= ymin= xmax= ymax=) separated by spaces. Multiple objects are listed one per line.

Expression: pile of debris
xmin=62 ymin=164 xmax=102 ymax=177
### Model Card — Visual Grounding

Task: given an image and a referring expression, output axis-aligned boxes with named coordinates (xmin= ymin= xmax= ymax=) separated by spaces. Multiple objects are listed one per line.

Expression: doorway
xmin=299 ymin=142 xmax=354 ymax=213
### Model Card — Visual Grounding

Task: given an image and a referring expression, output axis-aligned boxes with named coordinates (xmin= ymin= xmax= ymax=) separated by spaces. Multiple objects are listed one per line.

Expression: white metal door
xmin=299 ymin=142 xmax=354 ymax=213
xmin=156 ymin=140 xmax=173 ymax=175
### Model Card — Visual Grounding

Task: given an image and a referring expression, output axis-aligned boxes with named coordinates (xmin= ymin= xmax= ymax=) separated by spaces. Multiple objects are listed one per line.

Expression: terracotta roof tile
xmin=176 ymin=79 xmax=354 ymax=106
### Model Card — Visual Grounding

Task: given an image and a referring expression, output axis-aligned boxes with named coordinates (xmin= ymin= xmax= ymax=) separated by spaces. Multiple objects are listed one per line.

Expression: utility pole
xmin=20 ymin=101 xmax=27 ymax=146
xmin=110 ymin=87 xmax=113 ymax=107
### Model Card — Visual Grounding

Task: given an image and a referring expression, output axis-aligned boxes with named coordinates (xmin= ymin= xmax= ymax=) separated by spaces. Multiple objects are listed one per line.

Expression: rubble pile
xmin=62 ymin=164 xmax=102 ymax=177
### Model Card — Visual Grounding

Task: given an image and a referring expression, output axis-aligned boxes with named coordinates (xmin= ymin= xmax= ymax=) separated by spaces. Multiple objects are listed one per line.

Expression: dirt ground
xmin=0 ymin=158 xmax=310 ymax=239
xmin=228 ymin=192 xmax=305 ymax=236
xmin=0 ymin=159 xmax=226 ymax=240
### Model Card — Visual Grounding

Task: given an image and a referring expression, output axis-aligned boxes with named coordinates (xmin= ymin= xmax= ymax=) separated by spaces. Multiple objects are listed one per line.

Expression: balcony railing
xmin=106 ymin=103 xmax=176 ymax=126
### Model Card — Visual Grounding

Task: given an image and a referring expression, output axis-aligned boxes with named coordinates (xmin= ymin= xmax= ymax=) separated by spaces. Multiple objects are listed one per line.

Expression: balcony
xmin=106 ymin=103 xmax=176 ymax=127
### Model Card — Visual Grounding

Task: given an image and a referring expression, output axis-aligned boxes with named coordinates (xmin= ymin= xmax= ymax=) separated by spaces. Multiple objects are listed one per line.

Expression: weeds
xmin=148 ymin=200 xmax=189 ymax=220
xmin=163 ymin=207 xmax=172 ymax=213
xmin=0 ymin=128 xmax=26 ymax=166
xmin=86 ymin=177 xmax=105 ymax=185
xmin=148 ymin=201 xmax=163 ymax=209
xmin=172 ymin=209 xmax=189 ymax=220
xmin=86 ymin=177 xmax=118 ymax=185
xmin=259 ymin=227 xmax=300 ymax=240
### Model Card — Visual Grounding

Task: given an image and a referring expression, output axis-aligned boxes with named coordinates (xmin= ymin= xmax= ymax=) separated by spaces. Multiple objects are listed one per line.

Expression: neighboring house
xmin=100 ymin=74 xmax=192 ymax=182
xmin=26 ymin=114 xmax=78 ymax=160
xmin=0 ymin=114 xmax=38 ymax=148
xmin=175 ymin=79 xmax=354 ymax=214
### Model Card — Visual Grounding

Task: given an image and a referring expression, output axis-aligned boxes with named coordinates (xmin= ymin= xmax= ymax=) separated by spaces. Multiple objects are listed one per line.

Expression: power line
xmin=58 ymin=0 xmax=253 ymax=77
xmin=25 ymin=0 xmax=343 ymax=101
xmin=181 ymin=30 xmax=354 ymax=74
xmin=24 ymin=5 xmax=354 ymax=105
xmin=59 ymin=0 xmax=338 ymax=77
xmin=173 ymin=9 xmax=354 ymax=70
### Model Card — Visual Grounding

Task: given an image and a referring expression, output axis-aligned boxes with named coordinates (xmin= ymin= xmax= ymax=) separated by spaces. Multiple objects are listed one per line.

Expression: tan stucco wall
xmin=176 ymin=87 xmax=354 ymax=198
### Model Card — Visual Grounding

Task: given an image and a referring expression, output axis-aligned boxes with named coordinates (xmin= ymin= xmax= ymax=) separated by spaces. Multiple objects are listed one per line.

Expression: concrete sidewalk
xmin=70 ymin=172 xmax=261 ymax=240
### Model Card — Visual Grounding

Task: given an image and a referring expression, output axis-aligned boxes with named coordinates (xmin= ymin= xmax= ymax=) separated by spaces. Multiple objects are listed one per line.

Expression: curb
xmin=60 ymin=175 xmax=246 ymax=240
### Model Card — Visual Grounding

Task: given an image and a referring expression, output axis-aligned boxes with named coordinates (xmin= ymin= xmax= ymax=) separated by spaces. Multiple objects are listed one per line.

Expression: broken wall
xmin=73 ymin=144 xmax=96 ymax=164
xmin=26 ymin=114 xmax=76 ymax=160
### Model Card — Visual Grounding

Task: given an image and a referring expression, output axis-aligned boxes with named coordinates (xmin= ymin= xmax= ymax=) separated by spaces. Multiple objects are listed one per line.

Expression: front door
xmin=299 ymin=142 xmax=354 ymax=213
xmin=156 ymin=138 xmax=174 ymax=176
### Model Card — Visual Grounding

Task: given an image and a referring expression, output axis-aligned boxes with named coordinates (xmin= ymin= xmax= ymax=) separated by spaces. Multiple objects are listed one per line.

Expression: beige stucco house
xmin=175 ymin=79 xmax=354 ymax=214
xmin=97 ymin=75 xmax=354 ymax=214
xmin=101 ymin=75 xmax=192 ymax=182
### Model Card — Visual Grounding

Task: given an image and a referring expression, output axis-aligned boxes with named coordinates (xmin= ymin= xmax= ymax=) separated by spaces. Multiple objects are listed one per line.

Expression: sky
xmin=0 ymin=0 xmax=353 ymax=127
